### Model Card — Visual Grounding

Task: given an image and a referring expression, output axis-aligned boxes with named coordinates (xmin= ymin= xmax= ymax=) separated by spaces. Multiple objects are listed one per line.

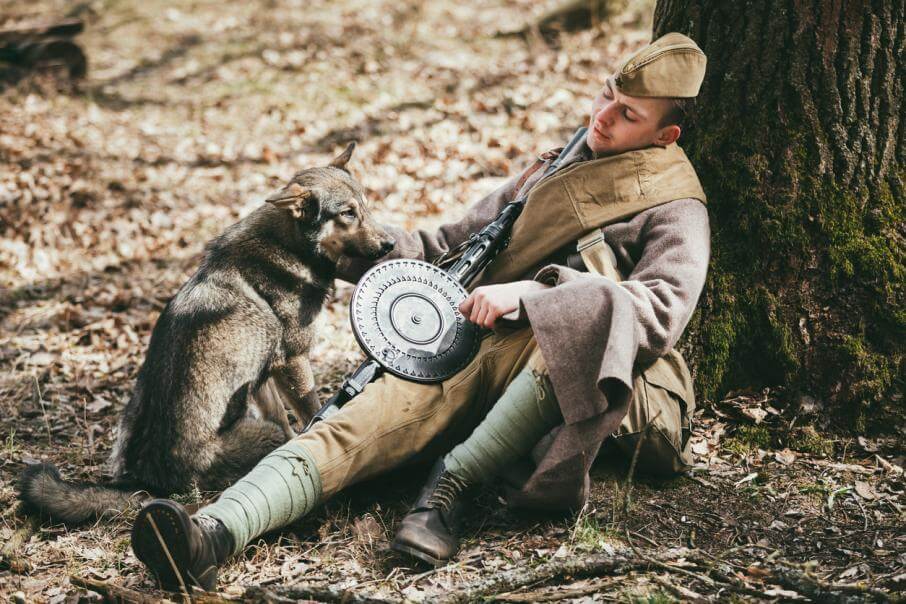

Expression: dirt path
xmin=1 ymin=0 xmax=902 ymax=601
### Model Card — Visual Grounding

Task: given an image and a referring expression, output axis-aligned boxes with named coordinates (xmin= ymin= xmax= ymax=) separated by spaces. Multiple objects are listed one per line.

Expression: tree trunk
xmin=653 ymin=1 xmax=904 ymax=429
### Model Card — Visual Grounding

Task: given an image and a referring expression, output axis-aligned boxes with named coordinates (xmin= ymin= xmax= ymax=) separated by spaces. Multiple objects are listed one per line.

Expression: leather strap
xmin=513 ymin=147 xmax=561 ymax=198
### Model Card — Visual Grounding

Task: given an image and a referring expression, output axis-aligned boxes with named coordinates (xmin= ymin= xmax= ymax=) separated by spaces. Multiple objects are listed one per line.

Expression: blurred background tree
xmin=653 ymin=0 xmax=904 ymax=430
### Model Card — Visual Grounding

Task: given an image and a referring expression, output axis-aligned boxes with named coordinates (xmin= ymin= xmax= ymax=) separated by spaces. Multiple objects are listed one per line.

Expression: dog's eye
xmin=340 ymin=210 xmax=356 ymax=220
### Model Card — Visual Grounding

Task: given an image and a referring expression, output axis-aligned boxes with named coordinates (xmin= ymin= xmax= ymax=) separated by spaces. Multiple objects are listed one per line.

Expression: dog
xmin=18 ymin=143 xmax=395 ymax=524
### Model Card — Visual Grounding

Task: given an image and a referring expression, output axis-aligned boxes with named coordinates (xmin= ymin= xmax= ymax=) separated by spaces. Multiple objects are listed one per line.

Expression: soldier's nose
xmin=379 ymin=238 xmax=395 ymax=256
xmin=597 ymin=106 xmax=615 ymax=125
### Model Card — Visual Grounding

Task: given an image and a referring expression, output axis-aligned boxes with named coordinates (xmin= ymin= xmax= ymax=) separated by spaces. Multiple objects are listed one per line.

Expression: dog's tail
xmin=18 ymin=463 xmax=146 ymax=525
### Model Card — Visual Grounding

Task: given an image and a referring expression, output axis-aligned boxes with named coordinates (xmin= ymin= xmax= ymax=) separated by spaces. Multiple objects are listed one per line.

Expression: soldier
xmin=130 ymin=32 xmax=710 ymax=590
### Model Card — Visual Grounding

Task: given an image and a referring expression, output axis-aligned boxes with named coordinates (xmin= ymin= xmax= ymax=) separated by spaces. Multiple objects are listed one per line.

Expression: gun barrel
xmin=448 ymin=202 xmax=523 ymax=285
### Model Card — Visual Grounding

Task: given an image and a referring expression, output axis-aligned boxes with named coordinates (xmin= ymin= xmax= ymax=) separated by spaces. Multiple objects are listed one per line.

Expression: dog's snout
xmin=379 ymin=238 xmax=396 ymax=256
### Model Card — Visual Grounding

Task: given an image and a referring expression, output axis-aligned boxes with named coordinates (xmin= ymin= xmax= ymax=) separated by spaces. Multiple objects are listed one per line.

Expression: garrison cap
xmin=614 ymin=32 xmax=706 ymax=98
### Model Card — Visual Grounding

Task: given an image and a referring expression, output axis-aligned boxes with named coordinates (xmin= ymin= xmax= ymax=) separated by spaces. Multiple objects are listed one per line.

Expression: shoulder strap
xmin=577 ymin=228 xmax=622 ymax=282
xmin=513 ymin=155 xmax=548 ymax=197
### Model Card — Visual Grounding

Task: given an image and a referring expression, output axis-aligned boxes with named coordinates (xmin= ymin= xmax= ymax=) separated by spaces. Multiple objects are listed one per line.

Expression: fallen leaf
xmin=28 ymin=352 xmax=55 ymax=366
xmin=875 ymin=455 xmax=904 ymax=475
xmin=764 ymin=587 xmax=803 ymax=598
xmin=86 ymin=397 xmax=112 ymax=413
xmin=774 ymin=448 xmax=797 ymax=465
xmin=746 ymin=564 xmax=771 ymax=580
xmin=352 ymin=514 xmax=383 ymax=545
xmin=857 ymin=436 xmax=879 ymax=453
xmin=742 ymin=406 xmax=768 ymax=424
xmin=854 ymin=480 xmax=878 ymax=500
xmin=838 ymin=564 xmax=866 ymax=579
xmin=734 ymin=472 xmax=758 ymax=487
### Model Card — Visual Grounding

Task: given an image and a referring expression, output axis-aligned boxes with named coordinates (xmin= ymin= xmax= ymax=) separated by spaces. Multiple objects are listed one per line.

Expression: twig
xmin=243 ymin=584 xmax=395 ymax=604
xmin=434 ymin=551 xmax=672 ymax=603
xmin=147 ymin=513 xmax=190 ymax=598
xmin=71 ymin=575 xmax=237 ymax=603
xmin=651 ymin=574 xmax=709 ymax=603
xmin=694 ymin=558 xmax=802 ymax=600
xmin=684 ymin=473 xmax=718 ymax=489
xmin=33 ymin=374 xmax=53 ymax=443
xmin=71 ymin=576 xmax=157 ymax=603
xmin=401 ymin=565 xmax=441 ymax=590
xmin=623 ymin=528 xmax=715 ymax=587
xmin=568 ymin=502 xmax=590 ymax=543
xmin=622 ymin=411 xmax=662 ymax=515
xmin=771 ymin=565 xmax=892 ymax=603
xmin=850 ymin=492 xmax=870 ymax=532
xmin=629 ymin=530 xmax=659 ymax=548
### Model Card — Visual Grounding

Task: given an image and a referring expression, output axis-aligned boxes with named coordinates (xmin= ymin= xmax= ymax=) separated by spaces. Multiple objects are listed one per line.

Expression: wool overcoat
xmin=340 ymin=140 xmax=710 ymax=509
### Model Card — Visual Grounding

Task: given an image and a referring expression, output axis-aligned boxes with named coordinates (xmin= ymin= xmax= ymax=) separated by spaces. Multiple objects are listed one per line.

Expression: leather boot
xmin=391 ymin=459 xmax=470 ymax=567
xmin=131 ymin=499 xmax=234 ymax=593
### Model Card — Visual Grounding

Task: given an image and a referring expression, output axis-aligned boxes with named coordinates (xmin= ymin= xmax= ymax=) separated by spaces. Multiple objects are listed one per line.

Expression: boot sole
xmin=131 ymin=499 xmax=208 ymax=593
xmin=390 ymin=538 xmax=448 ymax=568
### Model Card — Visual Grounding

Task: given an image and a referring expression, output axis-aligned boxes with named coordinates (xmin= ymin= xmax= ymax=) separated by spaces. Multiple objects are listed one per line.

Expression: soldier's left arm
xmin=522 ymin=198 xmax=711 ymax=362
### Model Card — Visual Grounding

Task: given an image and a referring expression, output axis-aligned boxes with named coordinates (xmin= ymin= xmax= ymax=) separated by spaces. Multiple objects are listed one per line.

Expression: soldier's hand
xmin=459 ymin=281 xmax=549 ymax=329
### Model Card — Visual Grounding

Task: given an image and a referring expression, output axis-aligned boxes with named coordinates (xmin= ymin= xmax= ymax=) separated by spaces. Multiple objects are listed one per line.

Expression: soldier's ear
xmin=654 ymin=124 xmax=681 ymax=147
xmin=328 ymin=141 xmax=355 ymax=172
xmin=266 ymin=182 xmax=321 ymax=221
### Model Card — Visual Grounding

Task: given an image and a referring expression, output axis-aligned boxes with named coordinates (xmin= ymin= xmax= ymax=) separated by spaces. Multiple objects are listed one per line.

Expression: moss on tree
xmin=657 ymin=1 xmax=904 ymax=431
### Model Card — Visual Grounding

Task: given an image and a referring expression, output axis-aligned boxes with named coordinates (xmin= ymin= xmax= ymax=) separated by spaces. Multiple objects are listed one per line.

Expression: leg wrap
xmin=444 ymin=366 xmax=561 ymax=486
xmin=197 ymin=440 xmax=321 ymax=555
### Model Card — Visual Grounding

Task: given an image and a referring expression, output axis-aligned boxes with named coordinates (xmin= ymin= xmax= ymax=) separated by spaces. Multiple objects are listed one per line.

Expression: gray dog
xmin=19 ymin=143 xmax=394 ymax=524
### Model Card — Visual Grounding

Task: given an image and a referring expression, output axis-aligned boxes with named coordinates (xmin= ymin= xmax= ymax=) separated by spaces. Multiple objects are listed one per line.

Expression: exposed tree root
xmin=243 ymin=584 xmax=396 ymax=604
xmin=771 ymin=565 xmax=893 ymax=604
xmin=495 ymin=577 xmax=620 ymax=602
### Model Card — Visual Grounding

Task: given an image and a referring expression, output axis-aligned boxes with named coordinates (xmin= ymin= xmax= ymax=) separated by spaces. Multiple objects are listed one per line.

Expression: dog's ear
xmin=266 ymin=183 xmax=320 ymax=221
xmin=328 ymin=142 xmax=355 ymax=172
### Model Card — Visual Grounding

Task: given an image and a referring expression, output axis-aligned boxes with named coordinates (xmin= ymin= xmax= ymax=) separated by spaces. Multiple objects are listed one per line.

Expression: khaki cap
xmin=614 ymin=32 xmax=707 ymax=98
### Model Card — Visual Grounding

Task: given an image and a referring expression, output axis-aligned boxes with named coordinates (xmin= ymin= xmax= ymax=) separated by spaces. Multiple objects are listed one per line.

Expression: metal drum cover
xmin=350 ymin=259 xmax=480 ymax=382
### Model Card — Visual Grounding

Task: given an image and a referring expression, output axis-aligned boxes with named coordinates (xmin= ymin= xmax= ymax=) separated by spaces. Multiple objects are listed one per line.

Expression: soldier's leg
xmin=391 ymin=340 xmax=562 ymax=565
xmin=196 ymin=374 xmax=446 ymax=556
xmin=443 ymin=352 xmax=560 ymax=486
xmin=186 ymin=328 xmax=540 ymax=554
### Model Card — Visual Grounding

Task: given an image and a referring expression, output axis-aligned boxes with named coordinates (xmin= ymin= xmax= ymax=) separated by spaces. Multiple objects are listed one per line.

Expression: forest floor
xmin=1 ymin=0 xmax=903 ymax=602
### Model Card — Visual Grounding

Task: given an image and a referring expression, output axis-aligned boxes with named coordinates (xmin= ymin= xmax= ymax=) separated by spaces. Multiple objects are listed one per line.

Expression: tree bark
xmin=653 ymin=0 xmax=904 ymax=428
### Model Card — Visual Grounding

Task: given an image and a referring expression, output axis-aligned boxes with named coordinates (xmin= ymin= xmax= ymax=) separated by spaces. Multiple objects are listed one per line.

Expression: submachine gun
xmin=304 ymin=127 xmax=588 ymax=431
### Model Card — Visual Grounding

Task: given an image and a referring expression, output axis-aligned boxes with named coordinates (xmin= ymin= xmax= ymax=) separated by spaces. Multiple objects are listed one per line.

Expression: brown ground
xmin=1 ymin=0 xmax=903 ymax=602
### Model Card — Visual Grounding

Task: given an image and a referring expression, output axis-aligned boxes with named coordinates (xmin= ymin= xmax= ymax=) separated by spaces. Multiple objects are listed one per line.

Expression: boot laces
xmin=425 ymin=473 xmax=467 ymax=512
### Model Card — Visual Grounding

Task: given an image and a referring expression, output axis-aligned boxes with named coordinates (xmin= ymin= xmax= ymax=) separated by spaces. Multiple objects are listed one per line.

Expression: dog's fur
xmin=19 ymin=144 xmax=394 ymax=524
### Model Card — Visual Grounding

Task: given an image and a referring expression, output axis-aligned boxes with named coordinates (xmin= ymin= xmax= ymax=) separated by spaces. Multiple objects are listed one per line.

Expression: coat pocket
xmin=611 ymin=350 xmax=695 ymax=476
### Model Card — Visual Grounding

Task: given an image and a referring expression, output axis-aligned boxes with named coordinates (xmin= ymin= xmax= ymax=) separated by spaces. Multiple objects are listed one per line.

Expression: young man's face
xmin=586 ymin=76 xmax=681 ymax=155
